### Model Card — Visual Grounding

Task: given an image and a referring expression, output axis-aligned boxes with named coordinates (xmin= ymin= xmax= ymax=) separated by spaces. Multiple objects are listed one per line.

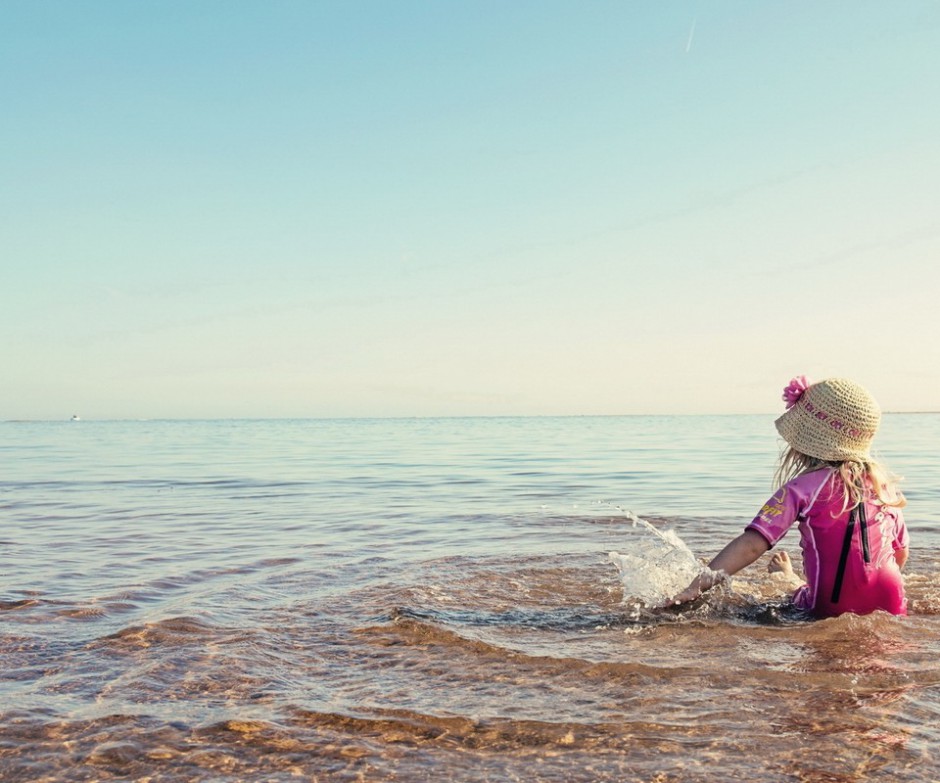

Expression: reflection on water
xmin=2 ymin=416 xmax=940 ymax=781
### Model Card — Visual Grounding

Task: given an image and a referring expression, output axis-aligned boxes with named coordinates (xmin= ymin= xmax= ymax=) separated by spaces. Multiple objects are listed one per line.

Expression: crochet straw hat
xmin=775 ymin=377 xmax=881 ymax=462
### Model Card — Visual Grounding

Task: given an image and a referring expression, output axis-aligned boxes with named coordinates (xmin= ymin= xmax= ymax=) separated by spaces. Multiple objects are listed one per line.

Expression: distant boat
xmin=70 ymin=414 xmax=81 ymax=421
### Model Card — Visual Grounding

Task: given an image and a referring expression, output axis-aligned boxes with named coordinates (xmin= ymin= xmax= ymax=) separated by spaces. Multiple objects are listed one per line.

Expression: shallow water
xmin=2 ymin=415 xmax=940 ymax=781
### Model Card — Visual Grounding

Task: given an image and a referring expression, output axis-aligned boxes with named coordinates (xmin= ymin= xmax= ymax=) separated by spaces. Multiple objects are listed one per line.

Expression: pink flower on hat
xmin=782 ymin=375 xmax=810 ymax=409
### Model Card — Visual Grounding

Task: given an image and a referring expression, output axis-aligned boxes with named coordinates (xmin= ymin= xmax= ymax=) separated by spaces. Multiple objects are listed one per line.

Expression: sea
xmin=2 ymin=414 xmax=940 ymax=782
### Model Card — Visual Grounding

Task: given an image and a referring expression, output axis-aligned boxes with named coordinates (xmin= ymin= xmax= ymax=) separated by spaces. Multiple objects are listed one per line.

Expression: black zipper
xmin=858 ymin=502 xmax=871 ymax=564
xmin=831 ymin=505 xmax=858 ymax=604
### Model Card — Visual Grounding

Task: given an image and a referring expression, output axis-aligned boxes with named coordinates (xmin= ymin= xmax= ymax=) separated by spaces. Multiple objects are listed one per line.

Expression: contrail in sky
xmin=686 ymin=19 xmax=696 ymax=53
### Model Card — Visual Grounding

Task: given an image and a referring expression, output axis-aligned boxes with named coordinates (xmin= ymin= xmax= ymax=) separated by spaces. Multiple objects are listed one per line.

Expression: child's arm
xmin=672 ymin=530 xmax=770 ymax=605
xmin=895 ymin=546 xmax=909 ymax=569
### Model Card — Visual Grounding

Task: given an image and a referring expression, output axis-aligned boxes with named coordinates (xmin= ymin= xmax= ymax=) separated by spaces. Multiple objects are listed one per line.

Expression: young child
xmin=674 ymin=376 xmax=909 ymax=617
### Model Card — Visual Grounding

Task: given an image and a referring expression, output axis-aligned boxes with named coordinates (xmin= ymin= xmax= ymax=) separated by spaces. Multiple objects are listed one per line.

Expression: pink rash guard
xmin=746 ymin=468 xmax=909 ymax=618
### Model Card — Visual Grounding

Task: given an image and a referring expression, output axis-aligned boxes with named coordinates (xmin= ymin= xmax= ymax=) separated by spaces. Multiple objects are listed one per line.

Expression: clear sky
xmin=3 ymin=1 xmax=939 ymax=419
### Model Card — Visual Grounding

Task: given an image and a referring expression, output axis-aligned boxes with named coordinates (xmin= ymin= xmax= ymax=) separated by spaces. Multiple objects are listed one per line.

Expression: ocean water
xmin=2 ymin=415 xmax=940 ymax=782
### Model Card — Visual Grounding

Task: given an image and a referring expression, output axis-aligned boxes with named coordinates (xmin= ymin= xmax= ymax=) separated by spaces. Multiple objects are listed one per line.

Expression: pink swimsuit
xmin=746 ymin=468 xmax=909 ymax=618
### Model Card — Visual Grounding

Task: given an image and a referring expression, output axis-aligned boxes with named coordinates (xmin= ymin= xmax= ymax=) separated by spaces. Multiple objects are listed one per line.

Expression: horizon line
xmin=5 ymin=410 xmax=939 ymax=424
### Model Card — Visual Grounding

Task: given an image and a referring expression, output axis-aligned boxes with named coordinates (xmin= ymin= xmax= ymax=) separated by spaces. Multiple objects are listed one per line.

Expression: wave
xmin=357 ymin=614 xmax=707 ymax=682
xmin=284 ymin=706 xmax=684 ymax=751
xmin=86 ymin=615 xmax=252 ymax=653
xmin=0 ymin=598 xmax=42 ymax=612
xmin=388 ymin=605 xmax=642 ymax=632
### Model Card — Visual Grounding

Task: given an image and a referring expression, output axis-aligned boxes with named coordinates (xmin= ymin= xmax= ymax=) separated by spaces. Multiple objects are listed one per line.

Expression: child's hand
xmin=670 ymin=583 xmax=703 ymax=605
xmin=670 ymin=570 xmax=722 ymax=606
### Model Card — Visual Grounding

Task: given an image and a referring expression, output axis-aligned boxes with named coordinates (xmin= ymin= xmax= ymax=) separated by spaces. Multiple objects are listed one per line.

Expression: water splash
xmin=607 ymin=509 xmax=706 ymax=608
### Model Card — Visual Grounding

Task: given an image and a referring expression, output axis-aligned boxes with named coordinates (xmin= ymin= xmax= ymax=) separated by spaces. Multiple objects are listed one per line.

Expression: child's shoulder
xmin=784 ymin=466 xmax=835 ymax=493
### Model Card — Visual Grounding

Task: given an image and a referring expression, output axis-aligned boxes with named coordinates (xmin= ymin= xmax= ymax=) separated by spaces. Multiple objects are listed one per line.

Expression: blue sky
xmin=3 ymin=1 xmax=939 ymax=419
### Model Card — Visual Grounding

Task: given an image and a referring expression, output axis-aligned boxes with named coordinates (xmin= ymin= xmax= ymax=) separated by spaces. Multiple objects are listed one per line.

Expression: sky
xmin=3 ymin=1 xmax=940 ymax=419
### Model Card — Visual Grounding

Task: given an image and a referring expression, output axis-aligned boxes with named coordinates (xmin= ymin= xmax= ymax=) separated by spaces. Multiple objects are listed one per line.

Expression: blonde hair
xmin=774 ymin=445 xmax=905 ymax=512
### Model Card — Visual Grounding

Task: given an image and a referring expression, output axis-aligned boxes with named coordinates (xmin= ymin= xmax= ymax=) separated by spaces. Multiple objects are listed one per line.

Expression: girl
xmin=674 ymin=376 xmax=909 ymax=617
